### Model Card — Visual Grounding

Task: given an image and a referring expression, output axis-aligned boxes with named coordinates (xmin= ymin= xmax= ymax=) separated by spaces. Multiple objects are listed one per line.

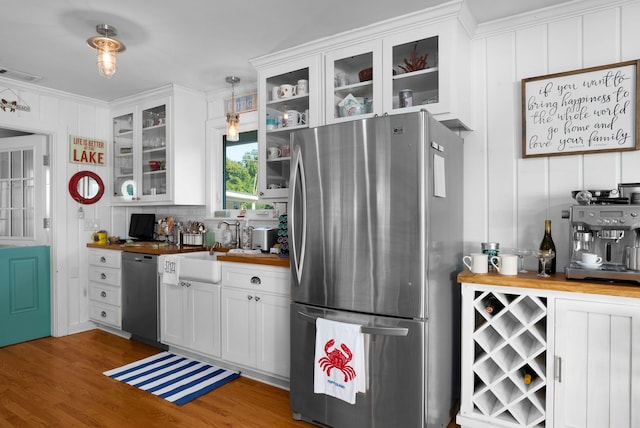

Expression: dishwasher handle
xmin=297 ymin=310 xmax=409 ymax=337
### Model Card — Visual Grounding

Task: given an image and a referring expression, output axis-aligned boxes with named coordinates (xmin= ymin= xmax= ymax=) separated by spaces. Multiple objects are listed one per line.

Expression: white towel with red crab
xmin=313 ymin=317 xmax=366 ymax=404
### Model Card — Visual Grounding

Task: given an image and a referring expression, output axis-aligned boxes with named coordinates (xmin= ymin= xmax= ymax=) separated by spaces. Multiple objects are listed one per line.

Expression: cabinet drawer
xmin=221 ymin=263 xmax=289 ymax=295
xmin=88 ymin=249 xmax=121 ymax=269
xmin=89 ymin=301 xmax=121 ymax=328
xmin=89 ymin=266 xmax=121 ymax=286
xmin=89 ymin=282 xmax=121 ymax=306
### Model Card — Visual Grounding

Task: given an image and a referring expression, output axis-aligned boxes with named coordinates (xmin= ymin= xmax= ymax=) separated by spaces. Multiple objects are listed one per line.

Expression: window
xmin=223 ymin=130 xmax=272 ymax=209
xmin=0 ymin=148 xmax=35 ymax=238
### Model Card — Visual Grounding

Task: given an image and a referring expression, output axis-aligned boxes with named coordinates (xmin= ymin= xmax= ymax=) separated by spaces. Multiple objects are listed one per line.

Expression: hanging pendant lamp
xmin=226 ymin=76 xmax=241 ymax=141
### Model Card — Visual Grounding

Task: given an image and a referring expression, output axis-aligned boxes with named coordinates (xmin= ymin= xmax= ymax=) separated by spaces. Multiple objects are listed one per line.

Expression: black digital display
xmin=600 ymin=211 xmax=622 ymax=217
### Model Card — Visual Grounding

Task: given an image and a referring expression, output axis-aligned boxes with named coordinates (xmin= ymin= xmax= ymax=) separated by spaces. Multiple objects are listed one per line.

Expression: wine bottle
xmin=521 ymin=365 xmax=535 ymax=385
xmin=483 ymin=296 xmax=502 ymax=315
xmin=538 ymin=219 xmax=556 ymax=274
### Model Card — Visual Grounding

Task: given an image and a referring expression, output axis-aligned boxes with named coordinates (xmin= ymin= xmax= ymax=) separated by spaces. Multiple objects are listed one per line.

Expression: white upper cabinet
xmin=324 ymin=40 xmax=383 ymax=124
xmin=382 ymin=18 xmax=472 ymax=129
xmin=256 ymin=55 xmax=321 ymax=199
xmin=109 ymin=85 xmax=206 ymax=205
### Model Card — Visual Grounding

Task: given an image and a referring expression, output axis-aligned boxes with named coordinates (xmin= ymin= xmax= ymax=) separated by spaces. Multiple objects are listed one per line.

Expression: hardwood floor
xmin=0 ymin=330 xmax=460 ymax=427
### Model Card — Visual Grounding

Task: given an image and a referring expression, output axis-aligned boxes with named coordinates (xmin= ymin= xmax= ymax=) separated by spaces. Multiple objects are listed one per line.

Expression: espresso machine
xmin=565 ymin=202 xmax=640 ymax=284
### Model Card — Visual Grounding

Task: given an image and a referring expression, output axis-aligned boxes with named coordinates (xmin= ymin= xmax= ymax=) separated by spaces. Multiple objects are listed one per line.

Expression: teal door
xmin=0 ymin=245 xmax=51 ymax=347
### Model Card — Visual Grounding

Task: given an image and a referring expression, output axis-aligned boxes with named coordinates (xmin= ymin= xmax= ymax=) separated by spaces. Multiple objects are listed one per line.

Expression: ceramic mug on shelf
xmin=285 ymin=109 xmax=302 ymax=127
xmin=297 ymin=79 xmax=308 ymax=95
xmin=271 ymin=86 xmax=281 ymax=101
xmin=280 ymin=84 xmax=296 ymax=98
xmin=279 ymin=145 xmax=290 ymax=157
xmin=462 ymin=253 xmax=488 ymax=274
xmin=266 ymin=116 xmax=277 ymax=130
xmin=490 ymin=254 xmax=519 ymax=276
xmin=267 ymin=146 xmax=281 ymax=159
xmin=301 ymin=109 xmax=309 ymax=125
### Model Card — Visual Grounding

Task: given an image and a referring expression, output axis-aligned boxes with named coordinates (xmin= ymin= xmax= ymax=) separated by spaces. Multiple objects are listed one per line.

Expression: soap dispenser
xmin=241 ymin=220 xmax=254 ymax=250
xmin=222 ymin=225 xmax=233 ymax=247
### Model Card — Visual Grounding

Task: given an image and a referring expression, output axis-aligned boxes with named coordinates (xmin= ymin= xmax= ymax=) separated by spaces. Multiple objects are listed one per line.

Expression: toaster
xmin=251 ymin=227 xmax=277 ymax=252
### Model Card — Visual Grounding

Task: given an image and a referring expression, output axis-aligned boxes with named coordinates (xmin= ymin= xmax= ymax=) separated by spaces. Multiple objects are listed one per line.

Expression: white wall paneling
xmin=466 ymin=1 xmax=640 ymax=272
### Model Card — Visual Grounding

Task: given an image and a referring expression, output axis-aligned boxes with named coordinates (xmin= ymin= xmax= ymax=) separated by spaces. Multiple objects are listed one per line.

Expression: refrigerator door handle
xmin=296 ymin=311 xmax=409 ymax=337
xmin=290 ymin=146 xmax=307 ymax=284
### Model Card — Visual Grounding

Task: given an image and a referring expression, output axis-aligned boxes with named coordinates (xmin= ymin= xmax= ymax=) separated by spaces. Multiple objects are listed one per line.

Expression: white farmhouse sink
xmin=178 ymin=251 xmax=222 ymax=283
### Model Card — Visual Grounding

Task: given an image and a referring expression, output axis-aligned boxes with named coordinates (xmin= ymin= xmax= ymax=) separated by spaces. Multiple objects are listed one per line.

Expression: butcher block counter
xmin=86 ymin=242 xmax=208 ymax=255
xmin=458 ymin=270 xmax=640 ymax=299
xmin=216 ymin=252 xmax=289 ymax=268
xmin=86 ymin=243 xmax=290 ymax=267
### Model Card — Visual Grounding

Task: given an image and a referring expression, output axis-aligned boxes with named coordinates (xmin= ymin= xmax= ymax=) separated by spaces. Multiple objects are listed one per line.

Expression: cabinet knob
xmin=100 ymin=256 xmax=106 ymax=263
xmin=100 ymin=273 xmax=107 ymax=280
xmin=247 ymin=295 xmax=253 ymax=300
xmin=185 ymin=281 xmax=191 ymax=287
xmin=250 ymin=276 xmax=261 ymax=285
xmin=254 ymin=296 xmax=261 ymax=302
xmin=100 ymin=291 xmax=107 ymax=298
xmin=100 ymin=311 xmax=107 ymax=318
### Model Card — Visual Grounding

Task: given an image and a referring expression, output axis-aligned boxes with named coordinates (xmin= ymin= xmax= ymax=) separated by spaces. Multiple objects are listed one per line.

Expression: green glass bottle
xmin=538 ymin=219 xmax=556 ymax=274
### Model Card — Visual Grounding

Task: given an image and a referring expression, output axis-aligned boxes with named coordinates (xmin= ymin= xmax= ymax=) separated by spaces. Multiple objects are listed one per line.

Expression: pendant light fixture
xmin=226 ymin=76 xmax=241 ymax=142
xmin=86 ymin=24 xmax=126 ymax=78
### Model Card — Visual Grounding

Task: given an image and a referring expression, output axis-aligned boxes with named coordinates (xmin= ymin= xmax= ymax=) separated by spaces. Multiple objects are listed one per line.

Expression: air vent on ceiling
xmin=0 ymin=67 xmax=42 ymax=83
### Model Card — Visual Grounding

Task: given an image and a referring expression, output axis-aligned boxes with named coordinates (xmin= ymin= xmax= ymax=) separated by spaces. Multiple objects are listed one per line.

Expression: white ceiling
xmin=0 ymin=0 xmax=574 ymax=102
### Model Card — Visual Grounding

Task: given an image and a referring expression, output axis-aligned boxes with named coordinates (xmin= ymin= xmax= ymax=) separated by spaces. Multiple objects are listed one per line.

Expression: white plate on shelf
xmin=577 ymin=261 xmax=603 ymax=269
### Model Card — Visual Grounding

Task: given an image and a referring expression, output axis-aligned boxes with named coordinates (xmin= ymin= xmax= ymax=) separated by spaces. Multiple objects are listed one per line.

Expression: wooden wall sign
xmin=522 ymin=60 xmax=640 ymax=158
xmin=69 ymin=135 xmax=106 ymax=166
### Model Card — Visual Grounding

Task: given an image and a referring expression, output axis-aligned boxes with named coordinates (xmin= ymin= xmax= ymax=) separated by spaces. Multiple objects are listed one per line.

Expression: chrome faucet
xmin=217 ymin=221 xmax=241 ymax=248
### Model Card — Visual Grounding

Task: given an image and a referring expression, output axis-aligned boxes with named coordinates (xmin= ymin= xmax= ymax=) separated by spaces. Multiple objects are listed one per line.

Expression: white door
xmin=554 ymin=298 xmax=640 ymax=428
xmin=0 ymin=134 xmax=49 ymax=246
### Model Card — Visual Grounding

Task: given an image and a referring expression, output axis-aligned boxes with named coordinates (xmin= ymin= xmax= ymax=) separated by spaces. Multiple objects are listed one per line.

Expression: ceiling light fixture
xmin=86 ymin=24 xmax=126 ymax=78
xmin=225 ymin=76 xmax=241 ymax=142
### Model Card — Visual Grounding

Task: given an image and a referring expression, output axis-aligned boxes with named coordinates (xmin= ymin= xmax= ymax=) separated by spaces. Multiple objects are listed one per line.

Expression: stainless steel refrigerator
xmin=289 ymin=111 xmax=463 ymax=428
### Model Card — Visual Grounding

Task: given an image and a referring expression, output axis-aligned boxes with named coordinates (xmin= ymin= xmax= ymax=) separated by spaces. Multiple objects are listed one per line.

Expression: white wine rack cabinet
xmin=470 ymin=289 xmax=547 ymax=427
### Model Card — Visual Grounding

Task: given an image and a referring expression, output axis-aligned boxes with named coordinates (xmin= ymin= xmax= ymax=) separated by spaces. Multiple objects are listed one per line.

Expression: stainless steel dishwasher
xmin=122 ymin=252 xmax=166 ymax=349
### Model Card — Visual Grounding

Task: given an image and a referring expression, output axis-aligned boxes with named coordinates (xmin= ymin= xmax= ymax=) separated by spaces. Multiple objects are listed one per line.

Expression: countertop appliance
xmin=565 ymin=203 xmax=640 ymax=284
xmin=289 ymin=111 xmax=463 ymax=427
xmin=251 ymin=227 xmax=277 ymax=252
xmin=122 ymin=251 xmax=166 ymax=348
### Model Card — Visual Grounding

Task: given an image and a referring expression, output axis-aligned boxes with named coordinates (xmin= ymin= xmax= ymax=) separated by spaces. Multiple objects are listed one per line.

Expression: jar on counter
xmin=481 ymin=242 xmax=500 ymax=271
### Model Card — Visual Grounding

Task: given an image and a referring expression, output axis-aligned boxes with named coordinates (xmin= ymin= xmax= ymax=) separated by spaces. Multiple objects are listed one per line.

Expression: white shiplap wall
xmin=464 ymin=2 xmax=640 ymax=271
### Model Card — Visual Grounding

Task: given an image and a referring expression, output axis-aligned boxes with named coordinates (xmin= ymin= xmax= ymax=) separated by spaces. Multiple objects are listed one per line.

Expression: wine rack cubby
xmin=471 ymin=290 xmax=547 ymax=427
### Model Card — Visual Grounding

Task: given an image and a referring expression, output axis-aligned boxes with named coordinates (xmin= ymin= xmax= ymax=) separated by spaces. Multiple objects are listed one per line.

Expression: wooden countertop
xmin=217 ymin=253 xmax=290 ymax=268
xmin=457 ymin=271 xmax=640 ymax=299
xmin=86 ymin=243 xmax=290 ymax=267
xmin=86 ymin=242 xmax=208 ymax=255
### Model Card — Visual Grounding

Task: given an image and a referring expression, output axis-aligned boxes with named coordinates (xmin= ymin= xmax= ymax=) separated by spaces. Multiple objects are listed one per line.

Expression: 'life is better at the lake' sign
xmin=521 ymin=60 xmax=640 ymax=158
xmin=69 ymin=135 xmax=106 ymax=166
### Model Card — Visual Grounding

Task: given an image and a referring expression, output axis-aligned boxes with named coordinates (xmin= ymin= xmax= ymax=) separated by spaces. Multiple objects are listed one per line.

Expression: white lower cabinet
xmin=221 ymin=262 xmax=290 ymax=379
xmin=160 ymin=279 xmax=221 ymax=358
xmin=88 ymin=249 xmax=122 ymax=328
xmin=554 ymin=299 xmax=640 ymax=428
xmin=458 ymin=282 xmax=640 ymax=428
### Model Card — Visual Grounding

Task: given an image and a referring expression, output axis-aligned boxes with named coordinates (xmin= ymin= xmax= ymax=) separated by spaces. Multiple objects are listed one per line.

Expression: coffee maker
xmin=565 ymin=203 xmax=640 ymax=283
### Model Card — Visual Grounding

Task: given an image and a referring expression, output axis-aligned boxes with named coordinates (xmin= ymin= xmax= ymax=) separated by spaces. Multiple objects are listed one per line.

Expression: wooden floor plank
xmin=0 ymin=330 xmax=460 ymax=427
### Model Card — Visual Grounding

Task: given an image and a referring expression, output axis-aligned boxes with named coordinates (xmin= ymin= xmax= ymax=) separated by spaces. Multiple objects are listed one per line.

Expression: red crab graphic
xmin=318 ymin=339 xmax=356 ymax=382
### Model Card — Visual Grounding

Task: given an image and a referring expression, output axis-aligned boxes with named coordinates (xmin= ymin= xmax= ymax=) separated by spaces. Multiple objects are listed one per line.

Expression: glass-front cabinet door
xmin=325 ymin=40 xmax=382 ymax=124
xmin=258 ymin=55 xmax=320 ymax=199
xmin=112 ymin=112 xmax=135 ymax=200
xmin=381 ymin=20 xmax=471 ymax=128
xmin=387 ymin=34 xmax=439 ymax=111
xmin=111 ymin=99 xmax=168 ymax=202
xmin=140 ymin=104 xmax=167 ymax=198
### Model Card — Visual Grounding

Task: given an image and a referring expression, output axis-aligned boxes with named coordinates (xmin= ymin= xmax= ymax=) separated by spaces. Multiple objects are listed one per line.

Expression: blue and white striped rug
xmin=103 ymin=351 xmax=240 ymax=405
